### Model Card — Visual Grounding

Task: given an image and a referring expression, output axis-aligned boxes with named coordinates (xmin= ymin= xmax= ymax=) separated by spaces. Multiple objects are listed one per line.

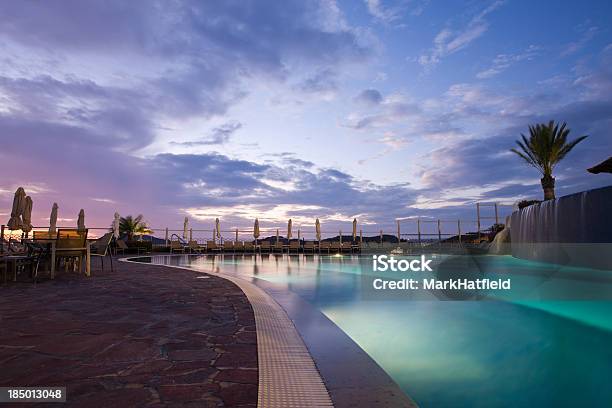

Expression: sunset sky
xmin=1 ymin=0 xmax=611 ymax=236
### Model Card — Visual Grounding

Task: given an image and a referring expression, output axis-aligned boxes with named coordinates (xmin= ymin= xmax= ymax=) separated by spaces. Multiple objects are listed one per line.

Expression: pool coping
xmin=122 ymin=255 xmax=417 ymax=408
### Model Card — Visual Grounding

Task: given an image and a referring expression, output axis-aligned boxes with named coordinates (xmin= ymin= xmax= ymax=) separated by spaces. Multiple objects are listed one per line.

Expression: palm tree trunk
xmin=541 ymin=174 xmax=555 ymax=200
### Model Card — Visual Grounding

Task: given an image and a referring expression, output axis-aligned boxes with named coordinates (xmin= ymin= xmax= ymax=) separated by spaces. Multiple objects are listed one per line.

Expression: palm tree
xmin=118 ymin=215 xmax=152 ymax=241
xmin=511 ymin=121 xmax=587 ymax=200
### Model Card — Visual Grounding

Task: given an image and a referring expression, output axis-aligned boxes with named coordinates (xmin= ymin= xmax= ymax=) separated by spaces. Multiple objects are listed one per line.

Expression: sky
xmin=1 ymin=0 xmax=611 ymax=238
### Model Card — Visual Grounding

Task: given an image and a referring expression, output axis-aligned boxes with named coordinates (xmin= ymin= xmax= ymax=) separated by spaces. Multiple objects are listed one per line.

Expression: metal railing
xmin=1 ymin=201 xmax=518 ymax=249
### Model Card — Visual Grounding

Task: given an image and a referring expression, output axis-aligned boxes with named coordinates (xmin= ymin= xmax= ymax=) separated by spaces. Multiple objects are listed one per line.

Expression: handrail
xmin=169 ymin=234 xmax=187 ymax=245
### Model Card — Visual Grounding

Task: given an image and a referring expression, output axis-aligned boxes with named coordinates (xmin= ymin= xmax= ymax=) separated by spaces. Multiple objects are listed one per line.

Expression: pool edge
xmin=122 ymin=255 xmax=417 ymax=408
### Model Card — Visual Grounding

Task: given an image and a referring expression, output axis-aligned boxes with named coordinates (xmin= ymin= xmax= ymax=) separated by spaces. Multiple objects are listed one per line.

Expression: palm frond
xmin=511 ymin=120 xmax=588 ymax=176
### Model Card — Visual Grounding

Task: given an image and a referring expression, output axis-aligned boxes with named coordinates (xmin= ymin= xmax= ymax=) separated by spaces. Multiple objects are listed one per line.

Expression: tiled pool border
xmin=122 ymin=255 xmax=416 ymax=408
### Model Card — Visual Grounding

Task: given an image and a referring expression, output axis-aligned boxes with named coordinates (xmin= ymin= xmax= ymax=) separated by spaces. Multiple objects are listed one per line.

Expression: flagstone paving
xmin=0 ymin=259 xmax=257 ymax=407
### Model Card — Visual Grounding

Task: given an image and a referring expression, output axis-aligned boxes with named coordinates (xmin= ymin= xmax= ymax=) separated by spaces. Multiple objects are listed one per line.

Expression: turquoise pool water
xmin=141 ymin=254 xmax=612 ymax=407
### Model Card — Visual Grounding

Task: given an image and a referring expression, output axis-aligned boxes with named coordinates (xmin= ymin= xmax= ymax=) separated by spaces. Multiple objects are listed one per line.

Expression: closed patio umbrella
xmin=7 ymin=187 xmax=26 ymax=230
xmin=315 ymin=218 xmax=321 ymax=241
xmin=77 ymin=209 xmax=85 ymax=231
xmin=113 ymin=212 xmax=120 ymax=239
xmin=49 ymin=203 xmax=58 ymax=234
xmin=253 ymin=218 xmax=260 ymax=242
xmin=287 ymin=219 xmax=292 ymax=240
xmin=397 ymin=220 xmax=401 ymax=244
xmin=276 ymin=228 xmax=280 ymax=244
xmin=22 ymin=196 xmax=33 ymax=236
xmin=215 ymin=218 xmax=221 ymax=239
xmin=352 ymin=218 xmax=357 ymax=241
xmin=183 ymin=217 xmax=189 ymax=240
xmin=297 ymin=229 xmax=301 ymax=240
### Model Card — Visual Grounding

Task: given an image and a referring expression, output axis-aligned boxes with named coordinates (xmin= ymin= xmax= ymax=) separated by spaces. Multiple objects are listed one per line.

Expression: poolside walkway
xmin=0 ymin=260 xmax=257 ymax=407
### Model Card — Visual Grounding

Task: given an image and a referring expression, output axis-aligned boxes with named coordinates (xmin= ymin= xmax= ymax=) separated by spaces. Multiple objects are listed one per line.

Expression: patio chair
xmin=90 ymin=232 xmax=114 ymax=271
xmin=33 ymin=230 xmax=55 ymax=241
xmin=289 ymin=240 xmax=301 ymax=253
xmin=55 ymin=228 xmax=88 ymax=274
xmin=319 ymin=241 xmax=331 ymax=254
xmin=1 ymin=255 xmax=6 ymax=285
xmin=303 ymin=241 xmax=316 ymax=253
xmin=3 ymin=241 xmax=45 ymax=283
xmin=352 ymin=241 xmax=362 ymax=253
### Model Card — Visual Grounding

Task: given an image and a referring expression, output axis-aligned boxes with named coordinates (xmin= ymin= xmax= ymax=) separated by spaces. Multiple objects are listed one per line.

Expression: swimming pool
xmin=138 ymin=254 xmax=612 ymax=407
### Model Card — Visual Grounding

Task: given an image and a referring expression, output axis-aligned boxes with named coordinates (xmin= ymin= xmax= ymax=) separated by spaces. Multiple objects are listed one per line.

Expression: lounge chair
xmin=288 ymin=240 xmax=301 ymax=253
xmin=352 ymin=241 xmax=362 ymax=253
xmin=115 ymin=239 xmax=128 ymax=255
xmin=303 ymin=241 xmax=316 ymax=253
xmin=272 ymin=241 xmax=284 ymax=253
xmin=319 ymin=241 xmax=331 ymax=254
xmin=243 ymin=242 xmax=254 ymax=253
xmin=233 ymin=241 xmax=244 ymax=252
xmin=90 ymin=232 xmax=114 ymax=271
xmin=188 ymin=240 xmax=202 ymax=253
xmin=206 ymin=241 xmax=221 ymax=253
xmin=341 ymin=242 xmax=353 ymax=253
xmin=223 ymin=241 xmax=235 ymax=253
xmin=170 ymin=240 xmax=185 ymax=254
xmin=259 ymin=241 xmax=271 ymax=253
xmin=330 ymin=241 xmax=342 ymax=253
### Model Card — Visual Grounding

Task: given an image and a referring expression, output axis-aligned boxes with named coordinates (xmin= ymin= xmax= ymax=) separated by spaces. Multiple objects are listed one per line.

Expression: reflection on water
xmin=139 ymin=254 xmax=612 ymax=407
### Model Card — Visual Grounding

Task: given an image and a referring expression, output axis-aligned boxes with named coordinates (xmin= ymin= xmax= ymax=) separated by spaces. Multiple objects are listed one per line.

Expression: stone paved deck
xmin=0 ymin=259 xmax=258 ymax=407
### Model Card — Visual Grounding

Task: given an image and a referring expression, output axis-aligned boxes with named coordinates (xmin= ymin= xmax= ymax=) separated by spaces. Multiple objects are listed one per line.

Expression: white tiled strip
xmin=122 ymin=258 xmax=334 ymax=408
xmin=232 ymin=276 xmax=333 ymax=408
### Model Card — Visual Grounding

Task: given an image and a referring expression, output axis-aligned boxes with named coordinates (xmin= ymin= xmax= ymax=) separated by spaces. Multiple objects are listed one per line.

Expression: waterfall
xmin=489 ymin=216 xmax=511 ymax=255
xmin=509 ymin=186 xmax=612 ymax=269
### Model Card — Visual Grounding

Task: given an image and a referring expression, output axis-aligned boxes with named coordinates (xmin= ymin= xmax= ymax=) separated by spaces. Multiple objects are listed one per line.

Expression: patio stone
xmin=0 ymin=258 xmax=257 ymax=406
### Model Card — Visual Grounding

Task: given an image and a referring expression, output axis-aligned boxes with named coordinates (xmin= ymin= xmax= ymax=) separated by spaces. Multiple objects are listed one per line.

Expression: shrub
xmin=518 ymin=199 xmax=541 ymax=210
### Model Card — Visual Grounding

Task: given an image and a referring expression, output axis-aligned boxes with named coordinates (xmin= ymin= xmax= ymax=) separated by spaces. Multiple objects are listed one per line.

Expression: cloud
xmin=90 ymin=198 xmax=117 ymax=204
xmin=171 ymin=122 xmax=242 ymax=146
xmin=365 ymin=0 xmax=428 ymax=24
xmin=354 ymin=89 xmax=383 ymax=105
xmin=476 ymin=45 xmax=540 ymax=79
xmin=418 ymin=0 xmax=504 ymax=68
xmin=0 ymin=0 xmax=373 ymax=152
xmin=561 ymin=22 xmax=599 ymax=57
xmin=365 ymin=0 xmax=404 ymax=23
xmin=344 ymin=93 xmax=421 ymax=130
xmin=294 ymin=68 xmax=339 ymax=100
